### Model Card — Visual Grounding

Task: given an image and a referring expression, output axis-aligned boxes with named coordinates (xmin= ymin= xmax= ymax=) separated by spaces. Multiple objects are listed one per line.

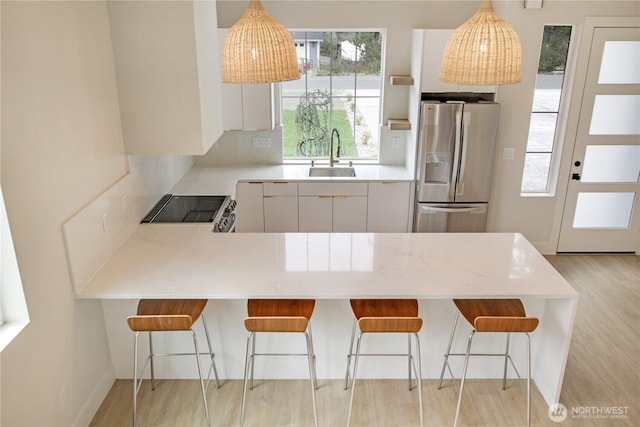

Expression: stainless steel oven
xmin=141 ymin=194 xmax=237 ymax=232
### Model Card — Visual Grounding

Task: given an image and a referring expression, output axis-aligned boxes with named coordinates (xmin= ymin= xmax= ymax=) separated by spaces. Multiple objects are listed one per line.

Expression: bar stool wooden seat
xmin=241 ymin=299 xmax=318 ymax=427
xmin=438 ymin=299 xmax=539 ymax=427
xmin=126 ymin=299 xmax=221 ymax=427
xmin=344 ymin=299 xmax=424 ymax=427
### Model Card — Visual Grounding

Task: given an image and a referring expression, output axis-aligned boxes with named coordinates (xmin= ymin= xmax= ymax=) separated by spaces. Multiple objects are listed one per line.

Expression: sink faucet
xmin=330 ymin=128 xmax=341 ymax=167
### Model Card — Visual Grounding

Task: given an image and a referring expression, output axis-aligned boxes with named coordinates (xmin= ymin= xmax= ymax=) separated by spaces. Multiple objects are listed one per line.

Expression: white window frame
xmin=521 ymin=25 xmax=576 ymax=197
xmin=280 ymin=29 xmax=384 ymax=163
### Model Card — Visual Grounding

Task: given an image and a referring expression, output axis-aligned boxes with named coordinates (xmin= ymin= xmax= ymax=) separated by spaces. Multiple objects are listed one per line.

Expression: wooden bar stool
xmin=126 ymin=299 xmax=221 ymax=427
xmin=241 ymin=299 xmax=318 ymax=427
xmin=438 ymin=299 xmax=539 ymax=427
xmin=344 ymin=299 xmax=424 ymax=427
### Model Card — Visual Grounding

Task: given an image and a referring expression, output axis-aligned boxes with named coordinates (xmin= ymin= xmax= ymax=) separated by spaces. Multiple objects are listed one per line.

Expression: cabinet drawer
xmin=298 ymin=182 xmax=367 ymax=196
xmin=263 ymin=181 xmax=298 ymax=196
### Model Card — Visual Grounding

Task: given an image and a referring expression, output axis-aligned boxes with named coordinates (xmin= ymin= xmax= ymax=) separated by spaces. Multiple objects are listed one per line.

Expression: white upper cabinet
xmin=412 ymin=29 xmax=496 ymax=94
xmin=219 ymin=29 xmax=275 ymax=131
xmin=108 ymin=1 xmax=223 ymax=155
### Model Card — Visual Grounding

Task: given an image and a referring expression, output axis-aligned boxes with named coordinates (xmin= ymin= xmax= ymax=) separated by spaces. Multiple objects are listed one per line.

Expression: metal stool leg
xmin=414 ymin=332 xmax=424 ymax=427
xmin=306 ymin=331 xmax=319 ymax=427
xmin=240 ymin=332 xmax=254 ymax=426
xmin=249 ymin=332 xmax=257 ymax=390
xmin=346 ymin=332 xmax=363 ymax=427
xmin=438 ymin=311 xmax=460 ymax=389
xmin=407 ymin=333 xmax=413 ymax=390
xmin=190 ymin=329 xmax=211 ymax=427
xmin=503 ymin=332 xmax=511 ymax=390
xmin=132 ymin=332 xmax=139 ymax=427
xmin=526 ymin=333 xmax=532 ymax=427
xmin=344 ymin=318 xmax=357 ymax=390
xmin=307 ymin=324 xmax=319 ymax=390
xmin=201 ymin=313 xmax=221 ymax=389
xmin=453 ymin=330 xmax=475 ymax=427
xmin=148 ymin=332 xmax=156 ymax=390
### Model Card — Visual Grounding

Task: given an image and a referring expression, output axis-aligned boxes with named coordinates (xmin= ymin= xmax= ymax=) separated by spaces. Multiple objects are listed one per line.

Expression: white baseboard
xmin=72 ymin=367 xmax=115 ymax=427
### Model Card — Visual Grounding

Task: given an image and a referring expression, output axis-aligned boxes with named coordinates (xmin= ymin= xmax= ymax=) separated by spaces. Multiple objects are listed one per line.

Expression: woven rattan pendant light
xmin=440 ymin=0 xmax=521 ymax=85
xmin=222 ymin=0 xmax=300 ymax=83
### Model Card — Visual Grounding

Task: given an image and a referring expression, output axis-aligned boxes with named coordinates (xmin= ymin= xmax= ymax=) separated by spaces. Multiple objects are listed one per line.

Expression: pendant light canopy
xmin=440 ymin=0 xmax=522 ymax=85
xmin=222 ymin=0 xmax=300 ymax=84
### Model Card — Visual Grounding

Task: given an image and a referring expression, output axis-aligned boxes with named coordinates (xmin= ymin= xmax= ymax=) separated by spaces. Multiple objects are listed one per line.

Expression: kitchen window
xmin=281 ymin=30 xmax=383 ymax=161
xmin=521 ymin=25 xmax=573 ymax=194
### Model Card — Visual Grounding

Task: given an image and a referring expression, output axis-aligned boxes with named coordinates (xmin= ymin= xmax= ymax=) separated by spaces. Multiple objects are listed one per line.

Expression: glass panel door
xmin=558 ymin=25 xmax=640 ymax=252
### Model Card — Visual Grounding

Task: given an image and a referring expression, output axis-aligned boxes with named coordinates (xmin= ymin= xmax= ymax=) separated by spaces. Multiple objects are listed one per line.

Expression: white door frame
xmin=550 ymin=17 xmax=640 ymax=254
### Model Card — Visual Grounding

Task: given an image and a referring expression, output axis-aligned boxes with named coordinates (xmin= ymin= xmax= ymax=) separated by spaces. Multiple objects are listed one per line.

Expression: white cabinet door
xmin=219 ymin=29 xmax=274 ymax=131
xmin=333 ymin=196 xmax=368 ymax=232
xmin=108 ymin=1 xmax=223 ymax=155
xmin=413 ymin=29 xmax=496 ymax=94
xmin=263 ymin=182 xmax=298 ymax=232
xmin=367 ymin=182 xmax=412 ymax=232
xmin=221 ymin=82 xmax=274 ymax=131
xmin=299 ymin=196 xmax=333 ymax=232
xmin=264 ymin=197 xmax=298 ymax=231
xmin=298 ymin=183 xmax=368 ymax=232
xmin=235 ymin=182 xmax=264 ymax=232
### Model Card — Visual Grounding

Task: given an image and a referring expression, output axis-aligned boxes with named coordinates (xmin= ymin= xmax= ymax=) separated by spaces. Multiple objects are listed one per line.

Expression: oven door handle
xmin=226 ymin=212 xmax=237 ymax=233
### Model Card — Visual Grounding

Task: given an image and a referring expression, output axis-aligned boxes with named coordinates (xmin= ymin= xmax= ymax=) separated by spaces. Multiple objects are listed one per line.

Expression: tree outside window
xmin=282 ymin=31 xmax=382 ymax=161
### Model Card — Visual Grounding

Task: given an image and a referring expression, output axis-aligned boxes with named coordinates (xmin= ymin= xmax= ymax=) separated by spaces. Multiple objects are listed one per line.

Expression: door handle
xmin=572 ymin=173 xmax=581 ymax=181
xmin=420 ymin=205 xmax=486 ymax=214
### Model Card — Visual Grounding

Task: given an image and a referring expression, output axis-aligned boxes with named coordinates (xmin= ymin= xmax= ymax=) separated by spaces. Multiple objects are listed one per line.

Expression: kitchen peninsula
xmin=78 ymin=228 xmax=577 ymax=407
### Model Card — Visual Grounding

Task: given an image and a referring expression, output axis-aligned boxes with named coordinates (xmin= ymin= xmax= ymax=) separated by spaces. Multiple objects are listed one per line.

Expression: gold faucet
xmin=330 ymin=128 xmax=341 ymax=167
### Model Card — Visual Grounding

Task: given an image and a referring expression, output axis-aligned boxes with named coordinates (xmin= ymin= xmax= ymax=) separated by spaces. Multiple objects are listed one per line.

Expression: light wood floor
xmin=89 ymin=254 xmax=639 ymax=427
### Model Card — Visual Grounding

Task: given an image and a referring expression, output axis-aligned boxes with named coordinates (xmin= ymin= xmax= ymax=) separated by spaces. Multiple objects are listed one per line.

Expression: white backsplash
xmin=195 ymin=127 xmax=284 ymax=166
xmin=62 ymin=155 xmax=192 ymax=293
xmin=195 ymin=125 xmax=408 ymax=166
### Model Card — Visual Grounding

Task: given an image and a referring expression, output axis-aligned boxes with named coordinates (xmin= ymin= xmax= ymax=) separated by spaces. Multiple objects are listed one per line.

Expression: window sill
xmin=520 ymin=191 xmax=556 ymax=198
xmin=0 ymin=321 xmax=29 ymax=352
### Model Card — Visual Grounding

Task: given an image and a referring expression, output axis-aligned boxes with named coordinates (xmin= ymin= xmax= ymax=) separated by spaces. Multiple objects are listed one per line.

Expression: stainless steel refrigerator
xmin=413 ymin=100 xmax=500 ymax=232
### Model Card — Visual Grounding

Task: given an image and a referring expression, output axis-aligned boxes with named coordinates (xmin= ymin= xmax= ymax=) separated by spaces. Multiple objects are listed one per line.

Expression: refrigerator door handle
xmin=420 ymin=205 xmax=487 ymax=214
xmin=458 ymin=111 xmax=471 ymax=196
xmin=450 ymin=109 xmax=463 ymax=200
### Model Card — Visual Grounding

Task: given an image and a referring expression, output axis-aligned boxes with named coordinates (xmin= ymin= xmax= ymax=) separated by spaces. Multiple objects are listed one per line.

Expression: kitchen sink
xmin=308 ymin=167 xmax=356 ymax=177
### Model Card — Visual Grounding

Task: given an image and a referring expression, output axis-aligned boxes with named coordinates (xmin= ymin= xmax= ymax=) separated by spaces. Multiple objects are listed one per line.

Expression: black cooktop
xmin=141 ymin=194 xmax=228 ymax=223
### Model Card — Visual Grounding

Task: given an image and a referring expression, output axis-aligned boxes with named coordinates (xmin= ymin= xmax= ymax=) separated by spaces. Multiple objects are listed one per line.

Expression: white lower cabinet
xmin=367 ymin=181 xmax=412 ymax=232
xmin=263 ymin=182 xmax=298 ymax=232
xmin=298 ymin=196 xmax=333 ymax=232
xmin=298 ymin=183 xmax=368 ymax=232
xmin=236 ymin=180 xmax=411 ymax=233
xmin=235 ymin=182 xmax=264 ymax=232
xmin=333 ymin=196 xmax=368 ymax=232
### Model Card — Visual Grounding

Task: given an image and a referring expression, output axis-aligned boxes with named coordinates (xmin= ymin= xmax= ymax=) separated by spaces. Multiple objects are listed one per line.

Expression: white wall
xmin=210 ymin=0 xmax=639 ymax=252
xmin=1 ymin=1 xmax=191 ymax=425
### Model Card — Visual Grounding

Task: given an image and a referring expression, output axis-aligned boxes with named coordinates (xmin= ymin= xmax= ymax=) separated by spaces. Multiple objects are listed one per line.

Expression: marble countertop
xmin=78 ymin=227 xmax=578 ymax=300
xmin=170 ymin=164 xmax=414 ymax=196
